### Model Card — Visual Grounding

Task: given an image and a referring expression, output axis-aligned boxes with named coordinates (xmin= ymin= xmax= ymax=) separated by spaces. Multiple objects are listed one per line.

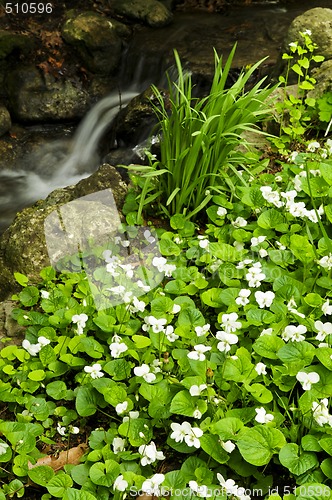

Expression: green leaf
xmin=222 ymin=347 xmax=255 ymax=383
xmin=257 ymin=209 xmax=284 ymax=229
xmin=201 ymin=288 xmax=224 ymax=307
xmin=277 ymin=341 xmax=315 ymax=369
xmin=132 ymin=335 xmax=151 ymax=349
xmin=237 ymin=426 xmax=286 ymax=466
xmin=118 ymin=418 xmax=153 ymax=446
xmin=47 ymin=473 xmax=73 ymax=497
xmin=208 ymin=242 xmax=242 ymax=262
xmin=170 ymin=390 xmax=196 ymax=417
xmin=294 ymin=483 xmax=332 ymax=500
xmin=92 ymin=378 xmax=127 ymax=406
xmin=200 ymin=433 xmax=229 ymax=464
xmin=321 ymin=458 xmax=332 ymax=480
xmin=103 ymin=359 xmax=132 ymax=381
xmin=89 ymin=460 xmax=120 ymax=487
xmin=253 ymin=335 xmax=284 ymax=360
xmin=319 ymin=437 xmax=332 ymax=456
xmin=290 ymin=235 xmax=315 ymax=264
xmin=320 ymin=162 xmax=332 ymax=186
xmin=159 ymin=238 xmax=181 ymax=256
xmin=14 ymin=272 xmax=29 ymax=287
xmin=19 ymin=286 xmax=40 ymax=306
xmin=63 ymin=489 xmax=98 ymax=500
xmin=75 ymin=386 xmax=99 ymax=417
xmin=28 ymin=466 xmax=55 ymax=486
xmin=279 ymin=443 xmax=318 ymax=475
xmin=246 ymin=383 xmax=273 ymax=403
xmin=211 ymin=417 xmax=244 ymax=440
xmin=46 ymin=381 xmax=68 ymax=400
xmin=28 ymin=369 xmax=45 ymax=382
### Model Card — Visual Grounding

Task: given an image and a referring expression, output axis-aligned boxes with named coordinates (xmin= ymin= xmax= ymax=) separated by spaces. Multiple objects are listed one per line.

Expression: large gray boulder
xmin=112 ymin=0 xmax=173 ymax=28
xmin=284 ymin=8 xmax=332 ymax=61
xmin=62 ymin=12 xmax=122 ymax=75
xmin=0 ymin=164 xmax=128 ymax=300
xmin=5 ymin=66 xmax=91 ymax=123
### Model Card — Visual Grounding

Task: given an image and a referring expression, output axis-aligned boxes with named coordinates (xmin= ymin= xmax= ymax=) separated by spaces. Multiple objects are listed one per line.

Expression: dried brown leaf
xmin=28 ymin=443 xmax=88 ymax=472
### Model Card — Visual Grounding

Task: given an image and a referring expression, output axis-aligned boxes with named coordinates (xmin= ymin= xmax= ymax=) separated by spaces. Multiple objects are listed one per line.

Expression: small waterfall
xmin=0 ymin=89 xmax=140 ymax=233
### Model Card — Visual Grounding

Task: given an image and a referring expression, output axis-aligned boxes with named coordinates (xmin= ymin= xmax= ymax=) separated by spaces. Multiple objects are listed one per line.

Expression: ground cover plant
xmin=1 ymin=38 xmax=332 ymax=500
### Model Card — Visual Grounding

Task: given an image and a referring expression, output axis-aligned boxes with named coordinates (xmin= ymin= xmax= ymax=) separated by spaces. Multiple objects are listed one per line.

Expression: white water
xmin=0 ymin=90 xmax=139 ymax=232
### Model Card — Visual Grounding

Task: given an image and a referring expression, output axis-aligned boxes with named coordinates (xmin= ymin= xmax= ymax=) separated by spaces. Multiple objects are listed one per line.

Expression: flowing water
xmin=0 ymin=90 xmax=139 ymax=233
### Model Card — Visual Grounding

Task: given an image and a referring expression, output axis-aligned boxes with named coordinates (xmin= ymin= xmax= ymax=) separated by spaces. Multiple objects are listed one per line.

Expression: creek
xmin=0 ymin=0 xmax=331 ymax=234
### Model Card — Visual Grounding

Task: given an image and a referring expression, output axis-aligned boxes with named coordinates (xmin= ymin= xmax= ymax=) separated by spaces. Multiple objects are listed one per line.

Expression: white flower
xmin=235 ymin=289 xmax=251 ymax=306
xmin=260 ymin=328 xmax=273 ymax=336
xmin=57 ymin=423 xmax=67 ymax=436
xmin=282 ymin=325 xmax=307 ymax=342
xmin=289 ymin=41 xmax=298 ymax=49
xmin=314 ymin=321 xmax=332 ymax=341
xmin=303 ymin=29 xmax=312 ymax=36
xmin=37 ymin=336 xmax=51 ymax=347
xmin=84 ymin=363 xmax=104 ymax=379
xmin=245 ymin=265 xmax=266 ymax=288
xmin=187 ymin=344 xmax=211 ymax=361
xmin=113 ymin=437 xmax=126 ymax=454
xmin=216 ymin=331 xmax=239 ymax=353
xmin=144 ymin=229 xmax=156 ymax=244
xmin=322 ymin=300 xmax=332 ymax=316
xmin=114 ymin=474 xmax=128 ymax=492
xmin=255 ymin=362 xmax=267 ymax=375
xmin=288 ymin=151 xmax=299 ymax=162
xmin=193 ymin=409 xmax=202 ymax=419
xmin=217 ymin=474 xmax=238 ymax=495
xmin=232 ymin=217 xmax=247 ymax=228
xmin=172 ymin=304 xmax=181 ymax=314
xmin=72 ymin=313 xmax=88 ymax=335
xmin=22 ymin=339 xmax=41 ymax=356
xmin=143 ymin=315 xmax=167 ymax=333
xmin=0 ymin=442 xmax=9 ymax=455
xmin=122 ymin=411 xmax=140 ymax=423
xmin=40 ymin=290 xmax=50 ymax=299
xmin=134 ymin=364 xmax=156 ymax=383
xmin=70 ymin=426 xmax=79 ymax=434
xmin=288 ymin=201 xmax=307 ymax=218
xmin=109 ymin=341 xmax=128 ymax=358
xmin=136 ymin=280 xmax=151 ymax=292
xmin=189 ymin=481 xmax=212 ymax=498
xmin=152 ymin=256 xmax=176 ymax=276
xmin=296 ymin=371 xmax=320 ymax=390
xmin=217 ymin=207 xmax=227 ymax=217
xmin=318 ymin=254 xmax=332 ymax=270
xmin=255 ymin=407 xmax=274 ymax=424
xmin=307 ymin=141 xmax=320 ymax=152
xmin=195 ymin=324 xmax=210 ymax=337
xmin=221 ymin=440 xmax=236 ymax=453
xmin=220 ymin=312 xmax=242 ymax=333
xmin=233 ymin=240 xmax=244 ymax=251
xmin=312 ymin=399 xmax=332 ymax=426
xmin=170 ymin=421 xmax=203 ymax=448
xmin=251 ymin=236 xmax=266 ymax=247
xmin=259 ymin=249 xmax=268 ymax=258
xmin=260 ymin=186 xmax=284 ymax=208
xmin=189 ymin=384 xmax=207 ymax=396
xmin=138 ymin=441 xmax=165 ymax=466
xmin=165 ymin=325 xmax=179 ymax=342
xmin=254 ymin=290 xmax=275 ymax=308
xmin=198 ymin=238 xmax=209 ymax=249
xmin=115 ymin=401 xmax=128 ymax=415
xmin=142 ymin=474 xmax=165 ymax=495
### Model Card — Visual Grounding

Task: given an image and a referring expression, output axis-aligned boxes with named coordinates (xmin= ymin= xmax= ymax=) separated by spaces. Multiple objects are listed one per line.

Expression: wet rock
xmin=0 ymin=106 xmax=11 ymax=136
xmin=0 ymin=300 xmax=25 ymax=343
xmin=5 ymin=66 xmax=91 ymax=122
xmin=112 ymin=0 xmax=173 ymax=28
xmin=284 ymin=8 xmax=332 ymax=61
xmin=0 ymin=30 xmax=34 ymax=59
xmin=309 ymin=60 xmax=332 ymax=98
xmin=62 ymin=12 xmax=122 ymax=75
xmin=0 ymin=164 xmax=128 ymax=300
xmin=112 ymin=87 xmax=165 ymax=146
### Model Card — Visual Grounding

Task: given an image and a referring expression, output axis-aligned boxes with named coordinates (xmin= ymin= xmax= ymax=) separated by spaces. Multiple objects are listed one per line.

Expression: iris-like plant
xmin=130 ymin=45 xmax=275 ymax=221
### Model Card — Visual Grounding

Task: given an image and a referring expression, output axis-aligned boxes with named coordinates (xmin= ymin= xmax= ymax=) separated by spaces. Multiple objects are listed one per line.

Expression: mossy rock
xmin=112 ymin=0 xmax=173 ymax=28
xmin=0 ymin=31 xmax=34 ymax=59
xmin=62 ymin=12 xmax=122 ymax=74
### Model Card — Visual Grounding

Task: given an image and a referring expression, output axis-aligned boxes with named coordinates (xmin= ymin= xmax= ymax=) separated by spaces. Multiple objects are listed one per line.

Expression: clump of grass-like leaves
xmin=132 ymin=45 xmax=275 ymax=221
